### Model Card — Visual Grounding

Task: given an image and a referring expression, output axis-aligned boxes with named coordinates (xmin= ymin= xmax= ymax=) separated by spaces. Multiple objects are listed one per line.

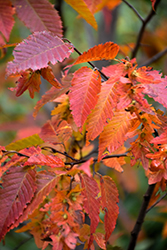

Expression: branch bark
xmin=139 ymin=47 xmax=167 ymax=67
xmin=127 ymin=184 xmax=156 ymax=250
xmin=122 ymin=0 xmax=161 ymax=59
xmin=131 ymin=0 xmax=161 ymax=59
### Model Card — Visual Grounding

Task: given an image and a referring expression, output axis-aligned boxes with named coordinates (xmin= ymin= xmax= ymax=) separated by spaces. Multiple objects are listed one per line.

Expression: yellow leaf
xmin=64 ymin=0 xmax=97 ymax=30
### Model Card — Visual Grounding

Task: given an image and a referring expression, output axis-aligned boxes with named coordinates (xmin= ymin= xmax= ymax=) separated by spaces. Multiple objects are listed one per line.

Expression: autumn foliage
xmin=1 ymin=0 xmax=167 ymax=250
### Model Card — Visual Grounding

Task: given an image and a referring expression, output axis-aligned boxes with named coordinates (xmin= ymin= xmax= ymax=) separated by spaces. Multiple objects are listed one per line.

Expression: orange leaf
xmin=97 ymin=0 xmax=121 ymax=12
xmin=74 ymin=42 xmax=119 ymax=65
xmin=33 ymin=73 xmax=72 ymax=118
xmin=40 ymin=66 xmax=61 ymax=88
xmin=93 ymin=232 xmax=106 ymax=249
xmin=98 ymin=109 xmax=132 ymax=160
xmin=13 ymin=70 xmax=41 ymax=98
xmin=69 ymin=67 xmax=101 ymax=128
xmin=40 ymin=116 xmax=72 ymax=144
xmin=103 ymin=146 xmax=126 ymax=172
xmin=64 ymin=0 xmax=97 ymax=30
xmin=86 ymin=80 xmax=119 ymax=142
xmin=100 ymin=175 xmax=119 ymax=241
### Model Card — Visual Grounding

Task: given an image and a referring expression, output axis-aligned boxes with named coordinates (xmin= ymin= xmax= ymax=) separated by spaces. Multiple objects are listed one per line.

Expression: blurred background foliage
xmin=0 ymin=0 xmax=167 ymax=249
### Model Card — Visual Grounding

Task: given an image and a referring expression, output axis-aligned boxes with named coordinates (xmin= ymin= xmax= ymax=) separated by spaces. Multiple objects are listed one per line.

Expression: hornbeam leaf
xmin=6 ymin=31 xmax=73 ymax=76
xmin=33 ymin=73 xmax=72 ymax=118
xmin=24 ymin=153 xmax=65 ymax=174
xmin=84 ymin=0 xmax=102 ymax=14
xmin=74 ymin=42 xmax=119 ymax=65
xmin=150 ymin=128 xmax=167 ymax=145
xmin=6 ymin=134 xmax=44 ymax=151
xmin=40 ymin=66 xmax=61 ymax=88
xmin=86 ymin=80 xmax=119 ymax=142
xmin=99 ymin=110 xmax=132 ymax=160
xmin=93 ymin=232 xmax=106 ymax=250
xmin=143 ymin=72 xmax=167 ymax=109
xmin=80 ymin=174 xmax=100 ymax=248
xmin=0 ymin=0 xmax=15 ymax=42
xmin=14 ymin=70 xmax=41 ymax=98
xmin=40 ymin=117 xmax=72 ymax=144
xmin=100 ymin=175 xmax=119 ymax=241
xmin=15 ymin=0 xmax=63 ymax=37
xmin=0 ymin=166 xmax=36 ymax=240
xmin=9 ymin=171 xmax=58 ymax=230
xmin=69 ymin=67 xmax=101 ymax=128
xmin=64 ymin=0 xmax=97 ymax=30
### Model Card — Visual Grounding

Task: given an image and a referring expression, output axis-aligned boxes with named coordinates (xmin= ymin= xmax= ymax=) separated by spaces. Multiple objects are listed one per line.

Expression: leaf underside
xmin=6 ymin=31 xmax=73 ymax=76
xmin=0 ymin=167 xmax=36 ymax=240
xmin=15 ymin=0 xmax=63 ymax=37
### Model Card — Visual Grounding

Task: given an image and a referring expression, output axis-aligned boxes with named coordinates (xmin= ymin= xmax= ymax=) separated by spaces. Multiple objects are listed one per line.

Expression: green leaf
xmin=6 ymin=134 xmax=44 ymax=151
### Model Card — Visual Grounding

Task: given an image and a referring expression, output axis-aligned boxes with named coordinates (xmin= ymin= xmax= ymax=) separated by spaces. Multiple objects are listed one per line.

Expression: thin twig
xmin=129 ymin=0 xmax=161 ymax=59
xmin=63 ymin=38 xmax=109 ymax=81
xmin=127 ymin=184 xmax=156 ymax=250
xmin=122 ymin=0 xmax=144 ymax=22
xmin=146 ymin=192 xmax=167 ymax=213
xmin=41 ymin=146 xmax=78 ymax=161
xmin=2 ymin=150 xmax=29 ymax=158
xmin=13 ymin=235 xmax=33 ymax=250
xmin=65 ymin=152 xmax=128 ymax=166
xmin=139 ymin=47 xmax=167 ymax=67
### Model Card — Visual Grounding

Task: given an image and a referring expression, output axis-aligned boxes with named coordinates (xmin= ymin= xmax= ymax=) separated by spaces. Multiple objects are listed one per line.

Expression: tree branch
xmin=63 ymin=38 xmax=109 ymax=81
xmin=146 ymin=192 xmax=167 ymax=213
xmin=139 ymin=47 xmax=167 ymax=67
xmin=127 ymin=184 xmax=156 ymax=250
xmin=127 ymin=0 xmax=161 ymax=59
xmin=122 ymin=0 xmax=144 ymax=22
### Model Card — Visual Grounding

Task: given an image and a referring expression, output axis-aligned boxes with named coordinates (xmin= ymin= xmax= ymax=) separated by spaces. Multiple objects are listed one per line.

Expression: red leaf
xmin=150 ymin=0 xmax=156 ymax=11
xmin=64 ymin=232 xmax=78 ymax=249
xmin=0 ymin=166 xmax=36 ymax=240
xmin=33 ymin=73 xmax=72 ymax=118
xmin=143 ymin=72 xmax=167 ymax=109
xmin=6 ymin=31 xmax=73 ymax=76
xmin=80 ymin=174 xmax=100 ymax=248
xmin=24 ymin=153 xmax=65 ymax=174
xmin=69 ymin=67 xmax=101 ymax=128
xmin=40 ymin=116 xmax=72 ymax=144
xmin=78 ymin=158 xmax=93 ymax=177
xmin=14 ymin=70 xmax=41 ymax=98
xmin=40 ymin=66 xmax=61 ymax=88
xmin=9 ymin=171 xmax=58 ymax=230
xmin=151 ymin=128 xmax=167 ymax=144
xmin=1 ymin=147 xmax=42 ymax=174
xmin=0 ymin=0 xmax=15 ymax=42
xmin=74 ymin=42 xmax=119 ymax=65
xmin=15 ymin=0 xmax=63 ymax=37
xmin=100 ymin=175 xmax=119 ymax=241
